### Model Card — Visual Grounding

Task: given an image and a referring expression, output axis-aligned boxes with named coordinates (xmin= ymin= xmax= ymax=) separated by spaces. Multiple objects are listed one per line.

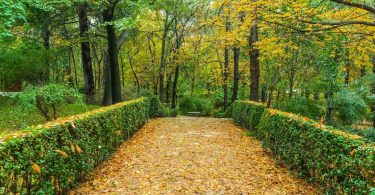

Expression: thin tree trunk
xmin=267 ymin=90 xmax=273 ymax=108
xmin=166 ymin=74 xmax=171 ymax=104
xmin=172 ymin=65 xmax=179 ymax=109
xmin=261 ymin=85 xmax=267 ymax=103
xmin=78 ymin=4 xmax=95 ymax=102
xmin=66 ymin=49 xmax=74 ymax=86
xmin=223 ymin=47 xmax=229 ymax=109
xmin=120 ymin=55 xmax=125 ymax=88
xmin=223 ymin=16 xmax=230 ymax=109
xmin=372 ymin=53 xmax=375 ymax=128
xmin=232 ymin=47 xmax=240 ymax=103
xmin=191 ymin=64 xmax=195 ymax=95
xmin=249 ymin=21 xmax=260 ymax=101
xmin=159 ymin=12 xmax=170 ymax=103
xmin=325 ymin=91 xmax=334 ymax=125
xmin=41 ymin=15 xmax=51 ymax=83
xmin=71 ymin=48 xmax=78 ymax=87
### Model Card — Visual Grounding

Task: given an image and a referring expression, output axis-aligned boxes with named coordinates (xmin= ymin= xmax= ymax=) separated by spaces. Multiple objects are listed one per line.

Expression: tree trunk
xmin=249 ymin=22 xmax=260 ymax=101
xmin=325 ymin=91 xmax=334 ymax=125
xmin=372 ymin=54 xmax=375 ymax=128
xmin=78 ymin=4 xmax=95 ymax=102
xmin=66 ymin=49 xmax=74 ymax=86
xmin=102 ymin=54 xmax=112 ymax=105
xmin=166 ymin=74 xmax=172 ymax=104
xmin=102 ymin=7 xmax=122 ymax=105
xmin=191 ymin=64 xmax=195 ymax=95
xmin=41 ymin=15 xmax=51 ymax=83
xmin=261 ymin=85 xmax=267 ymax=103
xmin=223 ymin=16 xmax=230 ymax=109
xmin=267 ymin=89 xmax=273 ymax=108
xmin=159 ymin=12 xmax=170 ymax=102
xmin=172 ymin=65 xmax=179 ymax=109
xmin=232 ymin=47 xmax=240 ymax=103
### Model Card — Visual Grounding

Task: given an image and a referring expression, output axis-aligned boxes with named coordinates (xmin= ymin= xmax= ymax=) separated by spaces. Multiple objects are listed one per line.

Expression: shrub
xmin=148 ymin=95 xmax=165 ymax=118
xmin=18 ymin=84 xmax=83 ymax=121
xmin=275 ymin=97 xmax=323 ymax=120
xmin=178 ymin=96 xmax=213 ymax=116
xmin=334 ymin=90 xmax=367 ymax=125
xmin=0 ymin=98 xmax=149 ymax=194
xmin=256 ymin=109 xmax=375 ymax=193
xmin=231 ymin=100 xmax=266 ymax=130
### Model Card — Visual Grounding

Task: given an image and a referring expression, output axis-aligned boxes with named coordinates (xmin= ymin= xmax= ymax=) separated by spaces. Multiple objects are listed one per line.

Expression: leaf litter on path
xmin=70 ymin=117 xmax=318 ymax=194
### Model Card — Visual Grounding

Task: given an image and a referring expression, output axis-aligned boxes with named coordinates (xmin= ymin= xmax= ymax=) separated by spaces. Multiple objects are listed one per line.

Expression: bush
xmin=232 ymin=101 xmax=266 ymax=130
xmin=275 ymin=97 xmax=323 ymax=120
xmin=0 ymin=98 xmax=149 ymax=194
xmin=334 ymin=90 xmax=367 ymax=125
xmin=178 ymin=96 xmax=213 ymax=116
xmin=255 ymin=109 xmax=375 ymax=193
xmin=148 ymin=95 xmax=165 ymax=118
xmin=18 ymin=84 xmax=83 ymax=121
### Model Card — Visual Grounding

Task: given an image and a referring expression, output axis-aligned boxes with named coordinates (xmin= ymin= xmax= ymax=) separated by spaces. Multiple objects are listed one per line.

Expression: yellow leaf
xmin=70 ymin=142 xmax=76 ymax=153
xmin=54 ymin=150 xmax=68 ymax=158
xmin=75 ymin=144 xmax=83 ymax=154
xmin=32 ymin=163 xmax=41 ymax=175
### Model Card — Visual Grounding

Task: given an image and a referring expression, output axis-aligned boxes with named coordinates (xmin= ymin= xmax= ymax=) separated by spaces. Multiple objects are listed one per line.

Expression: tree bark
xmin=41 ymin=15 xmax=51 ymax=83
xmin=172 ymin=65 xmax=179 ymax=109
xmin=223 ymin=16 xmax=230 ymax=109
xmin=166 ymin=74 xmax=172 ymax=104
xmin=372 ymin=52 xmax=375 ymax=128
xmin=159 ymin=12 xmax=170 ymax=103
xmin=78 ymin=4 xmax=95 ymax=102
xmin=249 ymin=21 xmax=260 ymax=101
xmin=325 ymin=91 xmax=334 ymax=125
xmin=261 ymin=85 xmax=267 ymax=103
xmin=102 ymin=6 xmax=122 ymax=105
xmin=232 ymin=47 xmax=240 ymax=102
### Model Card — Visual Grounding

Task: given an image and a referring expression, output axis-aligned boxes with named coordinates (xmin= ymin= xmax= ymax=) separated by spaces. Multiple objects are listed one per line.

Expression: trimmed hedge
xmin=232 ymin=101 xmax=375 ymax=193
xmin=231 ymin=100 xmax=266 ymax=130
xmin=0 ymin=98 xmax=150 ymax=194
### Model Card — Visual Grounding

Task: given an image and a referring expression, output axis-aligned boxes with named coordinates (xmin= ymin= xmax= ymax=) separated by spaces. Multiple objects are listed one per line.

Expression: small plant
xmin=18 ymin=84 xmax=83 ymax=121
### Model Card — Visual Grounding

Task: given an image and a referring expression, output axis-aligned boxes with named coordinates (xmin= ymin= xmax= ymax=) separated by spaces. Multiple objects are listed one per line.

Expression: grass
xmin=0 ymin=96 xmax=100 ymax=133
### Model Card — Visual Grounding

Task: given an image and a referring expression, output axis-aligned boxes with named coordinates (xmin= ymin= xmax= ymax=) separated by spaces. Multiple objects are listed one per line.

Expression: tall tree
xmin=78 ymin=3 xmax=95 ymax=102
xmin=102 ymin=0 xmax=122 ymax=105
xmin=249 ymin=20 xmax=259 ymax=101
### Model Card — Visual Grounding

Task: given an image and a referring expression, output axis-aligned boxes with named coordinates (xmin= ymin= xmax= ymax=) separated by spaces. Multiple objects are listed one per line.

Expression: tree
xmin=78 ymin=3 xmax=95 ymax=102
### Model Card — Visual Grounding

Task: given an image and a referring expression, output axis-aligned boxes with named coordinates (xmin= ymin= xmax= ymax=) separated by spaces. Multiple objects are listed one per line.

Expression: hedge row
xmin=231 ymin=101 xmax=375 ymax=194
xmin=0 ymin=98 xmax=153 ymax=194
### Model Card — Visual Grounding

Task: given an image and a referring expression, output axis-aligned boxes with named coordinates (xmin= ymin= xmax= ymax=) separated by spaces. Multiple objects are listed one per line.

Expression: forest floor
xmin=71 ymin=117 xmax=318 ymax=194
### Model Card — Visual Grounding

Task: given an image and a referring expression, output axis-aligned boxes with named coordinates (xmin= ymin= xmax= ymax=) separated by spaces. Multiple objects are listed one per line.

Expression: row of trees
xmin=0 ymin=0 xmax=374 ymax=126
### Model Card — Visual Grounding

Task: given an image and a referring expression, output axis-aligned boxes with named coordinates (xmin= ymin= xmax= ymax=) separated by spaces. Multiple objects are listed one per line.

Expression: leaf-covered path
xmin=71 ymin=117 xmax=317 ymax=194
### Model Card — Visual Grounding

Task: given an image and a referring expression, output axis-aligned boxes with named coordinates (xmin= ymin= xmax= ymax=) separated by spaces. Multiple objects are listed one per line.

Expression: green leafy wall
xmin=0 ymin=98 xmax=150 ymax=194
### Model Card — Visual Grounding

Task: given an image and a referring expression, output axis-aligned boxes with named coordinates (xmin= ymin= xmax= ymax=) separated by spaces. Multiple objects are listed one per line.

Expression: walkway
xmin=71 ymin=117 xmax=317 ymax=194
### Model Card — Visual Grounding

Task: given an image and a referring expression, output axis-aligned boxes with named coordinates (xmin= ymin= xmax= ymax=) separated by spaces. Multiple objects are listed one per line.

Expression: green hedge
xmin=232 ymin=101 xmax=375 ymax=193
xmin=0 ymin=98 xmax=150 ymax=194
xmin=231 ymin=100 xmax=266 ymax=130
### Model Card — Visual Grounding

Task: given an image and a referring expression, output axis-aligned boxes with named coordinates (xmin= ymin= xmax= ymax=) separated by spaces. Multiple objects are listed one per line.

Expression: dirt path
xmin=71 ymin=117 xmax=317 ymax=194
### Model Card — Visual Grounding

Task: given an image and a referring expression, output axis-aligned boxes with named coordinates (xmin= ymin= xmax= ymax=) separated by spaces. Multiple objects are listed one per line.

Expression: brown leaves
xmin=54 ymin=149 xmax=68 ymax=158
xmin=32 ymin=163 xmax=41 ymax=175
xmin=71 ymin=117 xmax=317 ymax=194
xmin=70 ymin=142 xmax=84 ymax=154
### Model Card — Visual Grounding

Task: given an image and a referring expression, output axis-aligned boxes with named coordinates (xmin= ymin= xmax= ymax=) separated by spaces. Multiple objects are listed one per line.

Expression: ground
xmin=71 ymin=117 xmax=317 ymax=194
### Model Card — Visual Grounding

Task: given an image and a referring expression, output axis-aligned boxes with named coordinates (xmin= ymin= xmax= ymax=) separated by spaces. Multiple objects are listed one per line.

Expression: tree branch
xmin=330 ymin=0 xmax=375 ymax=14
